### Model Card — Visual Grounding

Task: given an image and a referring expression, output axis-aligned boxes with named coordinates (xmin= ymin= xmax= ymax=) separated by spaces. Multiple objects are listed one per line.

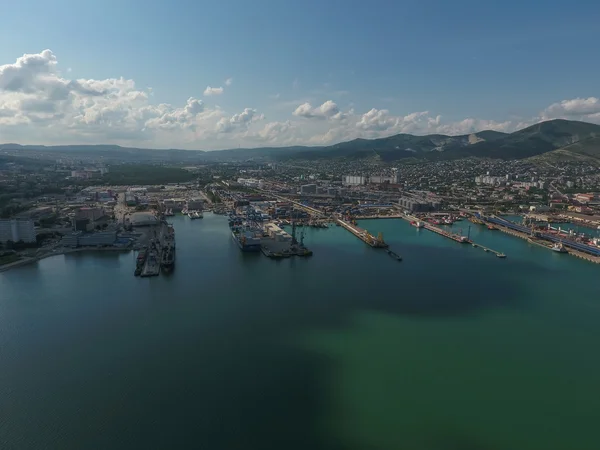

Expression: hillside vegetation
xmin=3 ymin=119 xmax=600 ymax=163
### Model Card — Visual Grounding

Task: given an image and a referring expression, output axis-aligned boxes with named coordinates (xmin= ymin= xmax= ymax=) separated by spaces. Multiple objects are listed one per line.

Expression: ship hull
xmin=232 ymin=231 xmax=261 ymax=252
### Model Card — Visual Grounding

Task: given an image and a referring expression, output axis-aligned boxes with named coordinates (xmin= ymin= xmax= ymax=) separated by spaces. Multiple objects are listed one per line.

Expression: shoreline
xmin=0 ymin=246 xmax=132 ymax=273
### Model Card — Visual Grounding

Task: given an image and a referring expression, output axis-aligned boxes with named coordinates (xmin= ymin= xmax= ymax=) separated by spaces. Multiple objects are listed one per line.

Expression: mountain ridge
xmin=2 ymin=119 xmax=599 ymax=162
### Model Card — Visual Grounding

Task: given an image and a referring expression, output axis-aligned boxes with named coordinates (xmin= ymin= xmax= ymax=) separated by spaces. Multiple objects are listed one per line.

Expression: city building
xmin=344 ymin=175 xmax=366 ymax=186
xmin=186 ymin=198 xmax=204 ymax=210
xmin=398 ymin=194 xmax=441 ymax=212
xmin=0 ymin=219 xmax=36 ymax=244
xmin=369 ymin=171 xmax=399 ymax=184
xmin=61 ymin=231 xmax=117 ymax=247
xmin=75 ymin=207 xmax=106 ymax=222
xmin=78 ymin=231 xmax=117 ymax=247
xmin=130 ymin=212 xmax=160 ymax=227
xmin=124 ymin=192 xmax=137 ymax=206
xmin=300 ymin=184 xmax=317 ymax=195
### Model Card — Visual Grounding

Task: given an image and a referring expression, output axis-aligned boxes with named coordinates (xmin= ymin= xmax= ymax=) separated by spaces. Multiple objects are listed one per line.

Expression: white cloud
xmin=292 ymin=100 xmax=348 ymax=120
xmin=541 ymin=97 xmax=600 ymax=119
xmin=434 ymin=118 xmax=513 ymax=135
xmin=224 ymin=77 xmax=233 ymax=86
xmin=216 ymin=108 xmax=264 ymax=133
xmin=203 ymin=86 xmax=224 ymax=96
xmin=1 ymin=49 xmax=599 ymax=150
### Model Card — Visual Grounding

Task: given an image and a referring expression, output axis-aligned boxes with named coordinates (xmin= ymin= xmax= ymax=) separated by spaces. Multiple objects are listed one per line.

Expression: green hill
xmin=3 ymin=119 xmax=599 ymax=163
xmin=529 ymin=135 xmax=600 ymax=163
xmin=273 ymin=120 xmax=600 ymax=162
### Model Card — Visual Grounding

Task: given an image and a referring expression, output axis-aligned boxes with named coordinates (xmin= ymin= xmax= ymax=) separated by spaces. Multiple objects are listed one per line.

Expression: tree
xmin=5 ymin=240 xmax=14 ymax=250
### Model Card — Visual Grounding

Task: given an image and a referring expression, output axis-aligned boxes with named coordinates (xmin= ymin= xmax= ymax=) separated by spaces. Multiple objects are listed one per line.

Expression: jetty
xmin=337 ymin=218 xmax=388 ymax=248
xmin=400 ymin=213 xmax=507 ymax=258
xmin=478 ymin=214 xmax=600 ymax=264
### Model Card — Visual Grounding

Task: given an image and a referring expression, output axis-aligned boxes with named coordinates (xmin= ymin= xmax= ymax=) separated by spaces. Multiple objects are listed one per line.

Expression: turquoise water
xmin=0 ymin=214 xmax=599 ymax=449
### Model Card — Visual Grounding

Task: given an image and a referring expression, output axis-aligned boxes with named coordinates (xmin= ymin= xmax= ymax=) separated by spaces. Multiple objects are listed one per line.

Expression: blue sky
xmin=1 ymin=0 xmax=599 ymax=149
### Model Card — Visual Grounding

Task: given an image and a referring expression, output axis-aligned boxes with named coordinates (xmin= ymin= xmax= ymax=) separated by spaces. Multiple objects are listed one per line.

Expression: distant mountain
xmin=2 ymin=119 xmax=599 ymax=163
xmin=0 ymin=143 xmax=207 ymax=162
xmin=275 ymin=119 xmax=600 ymax=162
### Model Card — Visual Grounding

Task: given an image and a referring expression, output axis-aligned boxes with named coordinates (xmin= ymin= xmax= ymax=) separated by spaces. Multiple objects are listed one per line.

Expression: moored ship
xmin=552 ymin=242 xmax=568 ymax=253
xmin=232 ymin=225 xmax=261 ymax=252
xmin=161 ymin=225 xmax=176 ymax=272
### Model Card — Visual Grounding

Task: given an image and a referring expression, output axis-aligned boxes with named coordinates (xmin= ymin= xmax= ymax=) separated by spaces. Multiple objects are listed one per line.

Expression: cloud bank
xmin=0 ymin=50 xmax=598 ymax=150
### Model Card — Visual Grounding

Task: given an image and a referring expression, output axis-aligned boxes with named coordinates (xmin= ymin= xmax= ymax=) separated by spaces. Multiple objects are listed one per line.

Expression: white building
xmin=344 ymin=175 xmax=366 ymax=186
xmin=0 ymin=219 xmax=36 ymax=244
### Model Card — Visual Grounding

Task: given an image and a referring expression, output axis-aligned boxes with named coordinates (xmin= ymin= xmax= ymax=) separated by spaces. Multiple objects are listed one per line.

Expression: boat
xmin=496 ymin=253 xmax=507 ymax=258
xmin=134 ymin=248 xmax=148 ymax=276
xmin=141 ymin=250 xmax=161 ymax=277
xmin=411 ymin=220 xmax=425 ymax=228
xmin=194 ymin=211 xmax=203 ymax=219
xmin=487 ymin=225 xmax=497 ymax=230
xmin=163 ymin=208 xmax=175 ymax=217
xmin=161 ymin=225 xmax=176 ymax=272
xmin=386 ymin=249 xmax=402 ymax=261
xmin=231 ymin=226 xmax=261 ymax=252
xmin=552 ymin=242 xmax=568 ymax=253
xmin=161 ymin=246 xmax=175 ymax=272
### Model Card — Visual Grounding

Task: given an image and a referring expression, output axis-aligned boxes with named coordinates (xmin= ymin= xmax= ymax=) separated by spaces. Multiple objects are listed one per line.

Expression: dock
xmin=400 ymin=214 xmax=506 ymax=258
xmin=337 ymin=218 xmax=388 ymax=248
xmin=422 ymin=221 xmax=471 ymax=244
xmin=481 ymin=216 xmax=600 ymax=264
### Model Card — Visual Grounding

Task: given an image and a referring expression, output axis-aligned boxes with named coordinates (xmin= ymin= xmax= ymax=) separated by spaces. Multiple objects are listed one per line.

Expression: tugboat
xmin=551 ymin=242 xmax=568 ymax=253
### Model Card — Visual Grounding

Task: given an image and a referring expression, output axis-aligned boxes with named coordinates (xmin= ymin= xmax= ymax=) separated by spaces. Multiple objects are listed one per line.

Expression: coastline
xmin=0 ymin=246 xmax=132 ymax=273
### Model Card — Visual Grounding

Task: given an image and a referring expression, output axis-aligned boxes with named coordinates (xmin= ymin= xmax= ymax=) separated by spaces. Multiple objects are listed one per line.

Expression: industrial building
xmin=0 ymin=219 xmax=36 ymax=244
xmin=300 ymin=184 xmax=317 ymax=195
xmin=398 ymin=194 xmax=441 ymax=212
xmin=124 ymin=192 xmax=137 ymax=206
xmin=261 ymin=223 xmax=293 ymax=253
xmin=61 ymin=231 xmax=117 ymax=247
xmin=344 ymin=175 xmax=366 ymax=186
xmin=186 ymin=198 xmax=204 ymax=210
xmin=75 ymin=207 xmax=106 ymax=222
xmin=130 ymin=212 xmax=160 ymax=227
xmin=369 ymin=173 xmax=400 ymax=184
xmin=163 ymin=198 xmax=186 ymax=212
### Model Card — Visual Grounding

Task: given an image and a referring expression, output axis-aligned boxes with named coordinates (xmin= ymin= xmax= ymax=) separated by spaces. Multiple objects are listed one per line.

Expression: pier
xmin=423 ymin=221 xmax=471 ymax=244
xmin=480 ymin=216 xmax=600 ymax=264
xmin=336 ymin=218 xmax=388 ymax=248
xmin=400 ymin=214 xmax=506 ymax=258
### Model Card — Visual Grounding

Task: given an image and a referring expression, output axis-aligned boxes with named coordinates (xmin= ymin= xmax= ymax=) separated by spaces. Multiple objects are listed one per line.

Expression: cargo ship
xmin=161 ymin=225 xmax=176 ymax=272
xmin=134 ymin=247 xmax=147 ymax=276
xmin=232 ymin=225 xmax=261 ymax=252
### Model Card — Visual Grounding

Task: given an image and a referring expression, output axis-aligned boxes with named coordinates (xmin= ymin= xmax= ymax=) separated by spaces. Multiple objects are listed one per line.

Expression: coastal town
xmin=1 ymin=150 xmax=600 ymax=271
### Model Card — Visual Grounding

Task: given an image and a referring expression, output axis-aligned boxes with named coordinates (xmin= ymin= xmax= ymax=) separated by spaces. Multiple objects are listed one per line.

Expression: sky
xmin=1 ymin=0 xmax=599 ymax=150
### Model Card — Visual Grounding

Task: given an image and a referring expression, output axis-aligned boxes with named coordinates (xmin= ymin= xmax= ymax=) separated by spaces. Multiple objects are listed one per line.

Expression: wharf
xmin=337 ymin=218 xmax=388 ymax=248
xmin=423 ymin=222 xmax=471 ymax=244
xmin=400 ymin=214 xmax=506 ymax=258
xmin=354 ymin=214 xmax=404 ymax=220
xmin=491 ymin=221 xmax=600 ymax=264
